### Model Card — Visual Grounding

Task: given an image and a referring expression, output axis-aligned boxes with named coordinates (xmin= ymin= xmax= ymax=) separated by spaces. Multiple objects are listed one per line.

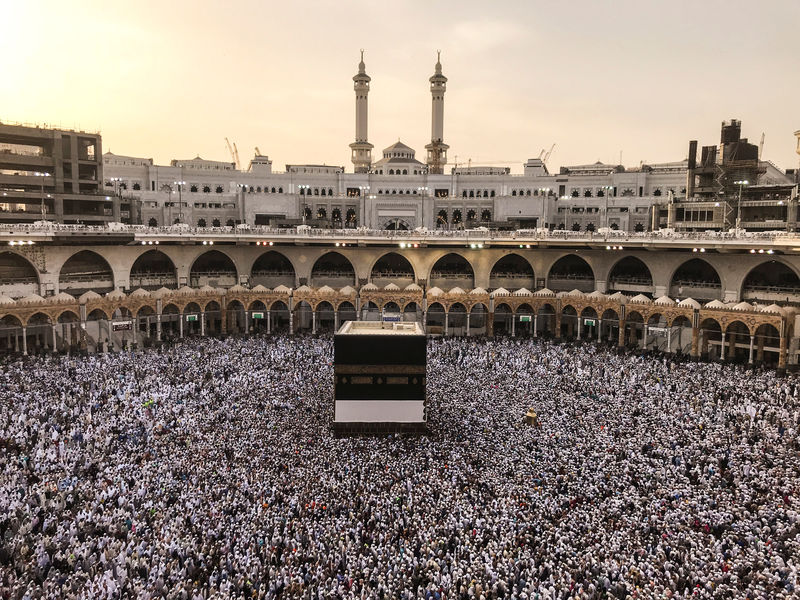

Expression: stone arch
xmin=448 ymin=302 xmax=467 ymax=333
xmin=370 ymin=252 xmax=416 ymax=287
xmin=190 ymin=250 xmax=238 ymax=288
xmin=382 ymin=219 xmax=410 ymax=231
xmin=489 ymin=254 xmax=535 ymax=291
xmin=58 ymin=250 xmax=114 ymax=295
xmin=468 ymin=302 xmax=488 ymax=335
xmin=426 ymin=301 xmax=446 ymax=331
xmin=129 ymin=250 xmax=178 ymax=290
xmin=547 ymin=254 xmax=595 ymax=292
xmin=607 ymin=256 xmax=654 ymax=295
xmin=754 ymin=323 xmax=781 ymax=366
xmin=536 ymin=302 xmax=556 ymax=337
xmin=740 ymin=260 xmax=800 ymax=304
xmin=669 ymin=259 xmax=722 ymax=302
xmin=429 ymin=253 xmax=475 ymax=290
xmin=670 ymin=315 xmax=693 ymax=354
xmin=251 ymin=250 xmax=296 ymax=288
xmin=0 ymin=251 xmax=40 ymax=298
xmin=698 ymin=317 xmax=723 ymax=360
xmin=316 ymin=300 xmax=336 ymax=331
xmin=725 ymin=320 xmax=752 ymax=363
xmin=310 ymin=252 xmax=356 ymax=287
xmin=493 ymin=302 xmax=513 ymax=336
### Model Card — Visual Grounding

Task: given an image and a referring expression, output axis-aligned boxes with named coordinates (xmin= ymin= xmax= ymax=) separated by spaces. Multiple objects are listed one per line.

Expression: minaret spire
xmin=350 ymin=50 xmax=373 ymax=173
xmin=425 ymin=50 xmax=449 ymax=175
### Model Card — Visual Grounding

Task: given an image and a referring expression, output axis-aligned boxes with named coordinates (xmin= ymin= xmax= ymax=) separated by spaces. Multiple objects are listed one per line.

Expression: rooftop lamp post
xmin=734 ymin=179 xmax=749 ymax=232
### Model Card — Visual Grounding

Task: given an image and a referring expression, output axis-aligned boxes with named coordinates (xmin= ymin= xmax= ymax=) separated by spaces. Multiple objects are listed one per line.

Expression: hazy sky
xmin=2 ymin=0 xmax=798 ymax=173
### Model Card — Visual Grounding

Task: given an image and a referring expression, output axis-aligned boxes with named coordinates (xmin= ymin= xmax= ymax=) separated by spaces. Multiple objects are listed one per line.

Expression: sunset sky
xmin=2 ymin=0 xmax=798 ymax=173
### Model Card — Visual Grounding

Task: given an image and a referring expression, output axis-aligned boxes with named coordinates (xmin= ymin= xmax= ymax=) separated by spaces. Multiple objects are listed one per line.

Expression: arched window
xmin=586 ymin=223 xmax=595 ymax=232
xmin=332 ymin=208 xmax=341 ymax=222
xmin=389 ymin=169 xmax=395 ymax=175
xmin=469 ymin=191 xmax=475 ymax=198
xmin=328 ymin=189 xmax=333 ymax=196
xmin=313 ymin=188 xmax=319 ymax=196
xmin=490 ymin=190 xmax=495 ymax=197
xmin=653 ymin=188 xmax=662 ymax=196
xmin=512 ymin=190 xmax=517 ymax=196
xmin=203 ymin=186 xmax=211 ymax=193
xmin=133 ymin=183 xmax=141 ymax=191
xmin=249 ymin=186 xmax=254 ymax=193
xmin=402 ymin=169 xmax=408 ymax=175
xmin=437 ymin=210 xmax=448 ymax=226
xmin=321 ymin=189 xmax=326 ymax=196
xmin=198 ymin=218 xmax=207 ymax=227
xmin=634 ymin=223 xmax=645 ymax=232
xmin=148 ymin=217 xmax=158 ymax=227
xmin=278 ymin=187 xmax=283 ymax=193
xmin=597 ymin=189 xmax=605 ymax=197
xmin=481 ymin=209 xmax=492 ymax=222
xmin=346 ymin=208 xmax=356 ymax=224
xmin=317 ymin=207 xmax=327 ymax=219
xmin=571 ymin=190 xmax=579 ymax=197
xmin=226 ymin=219 xmax=235 ymax=227
xmin=191 ymin=185 xmax=198 ymax=193
xmin=462 ymin=191 xmax=467 ymax=198
xmin=212 ymin=218 xmax=221 ymax=227
xmin=271 ymin=187 xmax=276 ymax=193
xmin=483 ymin=190 xmax=488 ymax=198
xmin=584 ymin=190 xmax=593 ymax=197
xmin=215 ymin=186 xmax=223 ymax=193
xmin=256 ymin=186 xmax=262 ymax=193
xmin=526 ymin=190 xmax=531 ymax=196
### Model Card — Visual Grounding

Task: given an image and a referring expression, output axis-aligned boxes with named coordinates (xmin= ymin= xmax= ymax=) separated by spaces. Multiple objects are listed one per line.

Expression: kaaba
xmin=333 ymin=321 xmax=427 ymax=432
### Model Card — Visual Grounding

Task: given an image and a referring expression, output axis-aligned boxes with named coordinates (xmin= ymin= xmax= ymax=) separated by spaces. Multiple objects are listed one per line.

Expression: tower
xmin=425 ymin=51 xmax=449 ymax=175
xmin=349 ymin=50 xmax=373 ymax=174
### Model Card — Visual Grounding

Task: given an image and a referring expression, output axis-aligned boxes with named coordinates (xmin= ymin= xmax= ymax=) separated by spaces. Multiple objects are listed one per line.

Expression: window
xmin=197 ymin=218 xmax=207 ymax=227
xmin=148 ymin=217 xmax=157 ymax=227
xmin=133 ymin=183 xmax=141 ymax=191
xmin=226 ymin=219 xmax=235 ymax=227
xmin=512 ymin=190 xmax=517 ymax=196
xmin=584 ymin=190 xmax=593 ymax=198
xmin=571 ymin=190 xmax=579 ymax=197
xmin=203 ymin=186 xmax=211 ymax=193
xmin=402 ymin=169 xmax=408 ymax=175
xmin=278 ymin=187 xmax=283 ymax=193
xmin=389 ymin=169 xmax=395 ymax=175
xmin=481 ymin=209 xmax=492 ymax=222
xmin=215 ymin=186 xmax=223 ymax=193
xmin=191 ymin=185 xmax=198 ymax=192
xmin=212 ymin=218 xmax=220 ymax=227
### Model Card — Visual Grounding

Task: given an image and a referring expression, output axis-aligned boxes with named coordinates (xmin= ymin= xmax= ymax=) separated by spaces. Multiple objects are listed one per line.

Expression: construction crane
xmin=255 ymin=146 xmax=262 ymax=156
xmin=542 ymin=143 xmax=556 ymax=165
xmin=224 ymin=138 xmax=241 ymax=170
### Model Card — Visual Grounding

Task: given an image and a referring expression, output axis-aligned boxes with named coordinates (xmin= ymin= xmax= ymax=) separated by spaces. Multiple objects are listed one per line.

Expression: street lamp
xmin=173 ymin=181 xmax=186 ymax=225
xmin=34 ymin=172 xmax=49 ymax=220
xmin=601 ymin=185 xmax=614 ymax=230
xmin=298 ymin=184 xmax=310 ymax=224
xmin=417 ymin=186 xmax=429 ymax=229
xmin=734 ymin=179 xmax=749 ymax=232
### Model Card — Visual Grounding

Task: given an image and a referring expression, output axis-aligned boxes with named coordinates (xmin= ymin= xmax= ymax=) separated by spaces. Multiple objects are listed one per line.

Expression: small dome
xmin=21 ymin=293 xmax=45 ymax=304
xmin=317 ymin=285 xmax=335 ymax=293
xmin=678 ymin=298 xmax=701 ymax=309
xmin=761 ymin=303 xmax=785 ymax=315
xmin=199 ymin=284 xmax=218 ymax=293
xmin=703 ymin=299 xmax=726 ymax=309
xmin=732 ymin=301 xmax=754 ymax=311
xmin=567 ymin=289 xmax=585 ymax=297
xmin=106 ymin=289 xmax=126 ymax=300
xmin=360 ymin=283 xmax=378 ymax=291
xmin=151 ymin=287 xmax=173 ymax=298
xmin=654 ymin=295 xmax=676 ymax=306
xmin=513 ymin=288 xmax=532 ymax=296
xmin=470 ymin=287 xmax=488 ymax=295
xmin=53 ymin=291 xmax=76 ymax=303
xmin=586 ymin=290 xmax=606 ymax=299
xmin=129 ymin=288 xmax=150 ymax=298
xmin=250 ymin=284 xmax=269 ymax=293
xmin=176 ymin=286 xmax=194 ymax=295
xmin=0 ymin=294 xmax=16 ymax=305
xmin=339 ymin=285 xmax=356 ymax=295
xmin=295 ymin=284 xmax=312 ymax=292
xmin=629 ymin=294 xmax=652 ymax=304
xmin=383 ymin=283 xmax=400 ymax=291
xmin=533 ymin=288 xmax=555 ymax=297
xmin=448 ymin=286 xmax=466 ymax=295
xmin=490 ymin=287 xmax=510 ymax=297
xmin=228 ymin=284 xmax=246 ymax=293
xmin=608 ymin=292 xmax=627 ymax=304
xmin=79 ymin=290 xmax=103 ymax=302
xmin=427 ymin=286 xmax=444 ymax=296
xmin=273 ymin=284 xmax=291 ymax=294
xmin=404 ymin=283 xmax=422 ymax=291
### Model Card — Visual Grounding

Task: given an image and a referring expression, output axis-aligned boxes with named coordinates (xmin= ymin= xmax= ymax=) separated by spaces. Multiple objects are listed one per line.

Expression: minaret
xmin=425 ymin=51 xmax=449 ymax=175
xmin=349 ymin=50 xmax=373 ymax=173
